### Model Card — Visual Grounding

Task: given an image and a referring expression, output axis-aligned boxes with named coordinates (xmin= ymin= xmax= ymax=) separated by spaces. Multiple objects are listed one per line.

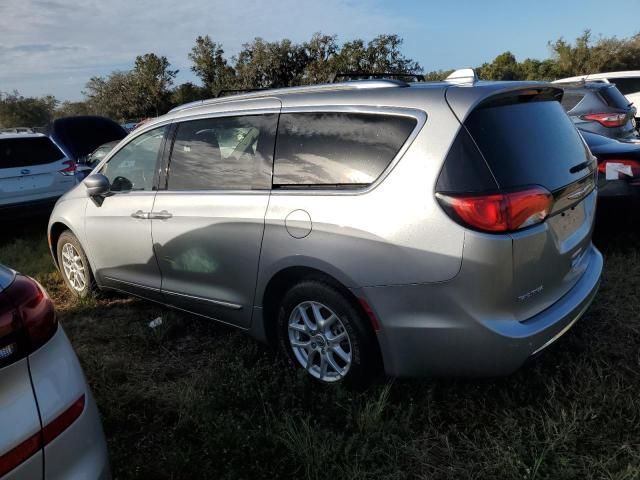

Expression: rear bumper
xmin=359 ymin=244 xmax=603 ymax=378
xmin=28 ymin=327 xmax=111 ymax=480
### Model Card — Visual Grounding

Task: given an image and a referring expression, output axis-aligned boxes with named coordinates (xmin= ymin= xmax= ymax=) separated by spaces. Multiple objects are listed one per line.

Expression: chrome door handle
xmin=149 ymin=210 xmax=173 ymax=220
xmin=131 ymin=210 xmax=150 ymax=219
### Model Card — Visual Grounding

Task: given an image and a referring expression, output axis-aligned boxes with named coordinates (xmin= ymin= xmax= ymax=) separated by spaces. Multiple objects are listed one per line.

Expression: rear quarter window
xmin=273 ymin=112 xmax=417 ymax=188
xmin=0 ymin=137 xmax=65 ymax=169
xmin=465 ymin=100 xmax=593 ymax=192
xmin=560 ymin=92 xmax=585 ymax=112
xmin=599 ymin=86 xmax=632 ymax=109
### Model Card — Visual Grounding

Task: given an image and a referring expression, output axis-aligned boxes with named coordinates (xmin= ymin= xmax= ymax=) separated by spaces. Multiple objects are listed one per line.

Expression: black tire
xmin=56 ymin=231 xmax=95 ymax=298
xmin=277 ymin=280 xmax=380 ymax=387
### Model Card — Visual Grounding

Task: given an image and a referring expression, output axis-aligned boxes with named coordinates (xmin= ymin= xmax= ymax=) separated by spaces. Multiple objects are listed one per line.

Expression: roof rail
xmin=169 ymin=80 xmax=409 ymax=113
xmin=445 ymin=68 xmax=479 ymax=85
xmin=329 ymin=72 xmax=423 ymax=83
xmin=214 ymin=88 xmax=267 ymax=98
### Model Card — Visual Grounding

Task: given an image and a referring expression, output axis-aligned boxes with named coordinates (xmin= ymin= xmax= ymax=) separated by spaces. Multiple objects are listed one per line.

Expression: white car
xmin=0 ymin=264 xmax=110 ymax=479
xmin=0 ymin=133 xmax=78 ymax=218
xmin=554 ymin=71 xmax=640 ymax=114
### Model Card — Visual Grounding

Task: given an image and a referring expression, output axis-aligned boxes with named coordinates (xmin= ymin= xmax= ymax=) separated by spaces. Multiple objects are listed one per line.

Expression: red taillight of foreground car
xmin=436 ymin=186 xmax=553 ymax=233
xmin=597 ymin=159 xmax=640 ymax=176
xmin=59 ymin=160 xmax=77 ymax=176
xmin=582 ymin=112 xmax=629 ymax=128
xmin=0 ymin=275 xmax=57 ymax=367
xmin=0 ymin=395 xmax=86 ymax=477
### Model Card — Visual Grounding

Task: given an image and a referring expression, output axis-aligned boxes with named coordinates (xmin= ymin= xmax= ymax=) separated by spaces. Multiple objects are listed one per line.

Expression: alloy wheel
xmin=287 ymin=301 xmax=352 ymax=382
xmin=61 ymin=243 xmax=87 ymax=293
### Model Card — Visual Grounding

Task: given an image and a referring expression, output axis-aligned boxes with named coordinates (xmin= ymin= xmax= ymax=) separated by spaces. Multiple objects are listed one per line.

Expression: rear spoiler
xmin=445 ymin=83 xmax=564 ymax=122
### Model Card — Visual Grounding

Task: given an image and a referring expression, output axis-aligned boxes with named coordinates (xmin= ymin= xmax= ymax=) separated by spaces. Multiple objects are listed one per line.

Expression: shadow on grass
xmin=0 ymin=206 xmax=639 ymax=479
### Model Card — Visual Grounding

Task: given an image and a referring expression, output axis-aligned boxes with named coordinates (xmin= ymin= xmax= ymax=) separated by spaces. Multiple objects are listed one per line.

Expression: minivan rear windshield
xmin=0 ymin=137 xmax=65 ymax=169
xmin=465 ymin=100 xmax=593 ymax=192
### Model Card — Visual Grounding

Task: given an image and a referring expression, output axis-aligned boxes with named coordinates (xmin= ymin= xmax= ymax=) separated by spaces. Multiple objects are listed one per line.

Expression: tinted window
xmin=100 ymin=126 xmax=167 ymax=192
xmin=0 ymin=137 xmax=65 ymax=168
xmin=599 ymin=86 xmax=632 ymax=109
xmin=435 ymin=127 xmax=498 ymax=193
xmin=273 ymin=113 xmax=417 ymax=187
xmin=167 ymin=114 xmax=277 ymax=191
xmin=465 ymin=100 xmax=593 ymax=192
xmin=609 ymin=78 xmax=640 ymax=96
xmin=560 ymin=92 xmax=585 ymax=112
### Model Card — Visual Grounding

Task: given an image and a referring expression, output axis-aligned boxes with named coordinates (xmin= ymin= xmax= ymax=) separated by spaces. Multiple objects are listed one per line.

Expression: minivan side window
xmin=166 ymin=114 xmax=277 ymax=191
xmin=100 ymin=126 xmax=167 ymax=192
xmin=273 ymin=112 xmax=417 ymax=188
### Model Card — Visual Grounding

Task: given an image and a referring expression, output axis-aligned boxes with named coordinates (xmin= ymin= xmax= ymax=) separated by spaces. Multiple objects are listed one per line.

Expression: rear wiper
xmin=570 ymin=160 xmax=592 ymax=174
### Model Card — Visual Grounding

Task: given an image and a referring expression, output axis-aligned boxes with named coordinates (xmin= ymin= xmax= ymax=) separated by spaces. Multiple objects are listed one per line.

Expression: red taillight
xmin=0 ymin=275 xmax=57 ymax=366
xmin=0 ymin=431 xmax=41 ymax=477
xmin=597 ymin=159 xmax=640 ymax=176
xmin=0 ymin=395 xmax=85 ymax=477
xmin=582 ymin=112 xmax=628 ymax=128
xmin=42 ymin=395 xmax=86 ymax=444
xmin=436 ymin=186 xmax=553 ymax=233
xmin=59 ymin=160 xmax=76 ymax=176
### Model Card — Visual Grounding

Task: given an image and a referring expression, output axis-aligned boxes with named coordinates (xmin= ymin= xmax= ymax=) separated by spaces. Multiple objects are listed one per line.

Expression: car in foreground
xmin=0 ymin=265 xmax=109 ymax=479
xmin=557 ymin=82 xmax=638 ymax=140
xmin=0 ymin=133 xmax=78 ymax=218
xmin=48 ymin=73 xmax=602 ymax=386
xmin=581 ymin=129 xmax=640 ymax=198
xmin=555 ymin=71 xmax=640 ymax=119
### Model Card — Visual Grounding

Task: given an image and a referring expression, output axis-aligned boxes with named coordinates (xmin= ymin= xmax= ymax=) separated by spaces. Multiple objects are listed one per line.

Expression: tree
xmin=84 ymin=71 xmax=138 ymax=120
xmin=549 ymin=30 xmax=596 ymax=76
xmin=132 ymin=53 xmax=178 ymax=117
xmin=301 ymin=33 xmax=339 ymax=84
xmin=171 ymin=82 xmax=208 ymax=107
xmin=477 ymin=51 xmax=523 ymax=80
xmin=0 ymin=91 xmax=57 ymax=128
xmin=331 ymin=34 xmax=421 ymax=75
xmin=84 ymin=53 xmax=178 ymax=120
xmin=188 ymin=35 xmax=235 ymax=94
xmin=54 ymin=100 xmax=93 ymax=119
xmin=234 ymin=38 xmax=308 ymax=88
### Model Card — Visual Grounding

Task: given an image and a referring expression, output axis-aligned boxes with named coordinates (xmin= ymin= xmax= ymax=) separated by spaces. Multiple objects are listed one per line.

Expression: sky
xmin=1 ymin=0 xmax=639 ymax=101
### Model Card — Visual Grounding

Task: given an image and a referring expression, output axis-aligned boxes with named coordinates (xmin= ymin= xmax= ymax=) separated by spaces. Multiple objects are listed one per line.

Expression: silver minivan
xmin=48 ymin=75 xmax=603 ymax=386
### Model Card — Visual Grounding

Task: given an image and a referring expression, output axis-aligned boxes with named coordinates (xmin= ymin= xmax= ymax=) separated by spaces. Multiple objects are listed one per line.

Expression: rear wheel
xmin=277 ymin=280 xmax=380 ymax=387
xmin=57 ymin=231 xmax=95 ymax=298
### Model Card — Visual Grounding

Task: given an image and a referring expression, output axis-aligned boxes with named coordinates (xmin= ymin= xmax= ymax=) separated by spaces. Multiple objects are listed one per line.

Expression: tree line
xmin=2 ymin=29 xmax=640 ymax=128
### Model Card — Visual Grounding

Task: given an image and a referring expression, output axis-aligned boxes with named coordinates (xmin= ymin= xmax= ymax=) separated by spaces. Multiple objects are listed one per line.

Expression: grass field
xmin=1 ymin=202 xmax=639 ymax=480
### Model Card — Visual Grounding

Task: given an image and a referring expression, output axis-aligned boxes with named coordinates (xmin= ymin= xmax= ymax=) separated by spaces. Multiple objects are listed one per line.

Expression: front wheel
xmin=57 ymin=231 xmax=95 ymax=298
xmin=277 ymin=280 xmax=380 ymax=387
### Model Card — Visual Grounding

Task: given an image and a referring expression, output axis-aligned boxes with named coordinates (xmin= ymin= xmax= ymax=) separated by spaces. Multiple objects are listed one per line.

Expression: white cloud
xmin=0 ymin=0 xmax=417 ymax=100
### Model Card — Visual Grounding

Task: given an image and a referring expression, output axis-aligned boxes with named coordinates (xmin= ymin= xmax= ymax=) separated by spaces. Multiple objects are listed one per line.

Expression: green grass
xmin=1 ymin=204 xmax=639 ymax=480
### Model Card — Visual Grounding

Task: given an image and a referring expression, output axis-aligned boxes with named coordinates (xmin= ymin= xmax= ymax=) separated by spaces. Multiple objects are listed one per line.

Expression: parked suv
xmin=557 ymin=82 xmax=638 ymax=140
xmin=48 ymin=75 xmax=603 ymax=385
xmin=0 ymin=133 xmax=77 ymax=218
xmin=554 ymin=71 xmax=640 ymax=119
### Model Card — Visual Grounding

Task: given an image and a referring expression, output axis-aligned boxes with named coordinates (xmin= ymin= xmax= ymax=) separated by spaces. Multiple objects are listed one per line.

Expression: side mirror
xmin=84 ymin=173 xmax=110 ymax=197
